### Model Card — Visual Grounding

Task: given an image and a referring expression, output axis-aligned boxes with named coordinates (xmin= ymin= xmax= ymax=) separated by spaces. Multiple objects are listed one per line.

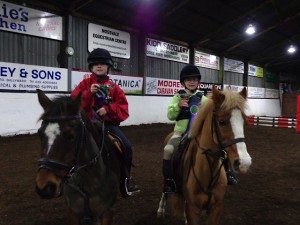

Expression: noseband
xmin=211 ymin=110 xmax=245 ymax=158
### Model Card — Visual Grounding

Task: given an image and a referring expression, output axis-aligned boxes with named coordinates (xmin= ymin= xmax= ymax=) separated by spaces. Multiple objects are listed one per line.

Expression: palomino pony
xmin=35 ymin=89 xmax=121 ymax=225
xmin=157 ymin=86 xmax=252 ymax=225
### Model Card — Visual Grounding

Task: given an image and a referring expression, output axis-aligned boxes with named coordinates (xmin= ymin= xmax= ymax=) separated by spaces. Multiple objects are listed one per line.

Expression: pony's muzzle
xmin=35 ymin=169 xmax=62 ymax=199
xmin=233 ymin=157 xmax=252 ymax=173
xmin=36 ymin=182 xmax=60 ymax=199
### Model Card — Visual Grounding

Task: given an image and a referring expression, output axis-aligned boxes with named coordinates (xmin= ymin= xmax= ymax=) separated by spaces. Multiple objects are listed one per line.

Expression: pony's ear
xmin=211 ymin=85 xmax=225 ymax=108
xmin=37 ymin=89 xmax=53 ymax=110
xmin=239 ymin=87 xmax=247 ymax=99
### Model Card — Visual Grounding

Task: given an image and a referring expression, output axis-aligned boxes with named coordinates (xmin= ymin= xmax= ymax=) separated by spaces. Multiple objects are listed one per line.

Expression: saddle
xmin=91 ymin=120 xmax=129 ymax=197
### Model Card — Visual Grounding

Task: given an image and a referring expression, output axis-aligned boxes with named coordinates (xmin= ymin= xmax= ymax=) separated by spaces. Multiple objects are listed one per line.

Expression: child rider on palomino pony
xmin=71 ymin=48 xmax=140 ymax=196
xmin=162 ymin=64 xmax=238 ymax=193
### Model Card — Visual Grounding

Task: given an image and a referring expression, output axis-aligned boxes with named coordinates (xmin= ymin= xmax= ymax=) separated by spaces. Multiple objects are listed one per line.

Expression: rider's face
xmin=92 ymin=63 xmax=109 ymax=76
xmin=183 ymin=77 xmax=200 ymax=91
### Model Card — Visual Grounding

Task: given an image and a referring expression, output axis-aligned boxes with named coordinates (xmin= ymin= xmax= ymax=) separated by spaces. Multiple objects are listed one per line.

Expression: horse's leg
xmin=184 ymin=202 xmax=202 ymax=225
xmin=157 ymin=192 xmax=167 ymax=217
xmin=99 ymin=210 xmax=114 ymax=225
xmin=207 ymin=203 xmax=223 ymax=225
xmin=66 ymin=208 xmax=80 ymax=225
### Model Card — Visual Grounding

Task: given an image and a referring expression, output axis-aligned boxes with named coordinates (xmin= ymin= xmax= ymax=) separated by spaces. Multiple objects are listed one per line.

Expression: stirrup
xmin=125 ymin=177 xmax=140 ymax=195
xmin=163 ymin=178 xmax=176 ymax=193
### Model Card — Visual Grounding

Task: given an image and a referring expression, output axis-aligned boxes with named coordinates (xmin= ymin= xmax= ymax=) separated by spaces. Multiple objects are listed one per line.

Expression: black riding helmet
xmin=88 ymin=48 xmax=113 ymax=71
xmin=180 ymin=64 xmax=201 ymax=83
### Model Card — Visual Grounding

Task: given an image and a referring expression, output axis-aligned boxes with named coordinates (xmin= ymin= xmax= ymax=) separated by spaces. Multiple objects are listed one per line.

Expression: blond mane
xmin=189 ymin=90 xmax=247 ymax=138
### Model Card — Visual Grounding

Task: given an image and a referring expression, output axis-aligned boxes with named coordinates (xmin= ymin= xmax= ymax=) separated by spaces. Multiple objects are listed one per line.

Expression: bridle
xmin=190 ymin=108 xmax=246 ymax=207
xmin=37 ymin=113 xmax=109 ymax=222
xmin=37 ymin=114 xmax=104 ymax=181
xmin=210 ymin=109 xmax=245 ymax=159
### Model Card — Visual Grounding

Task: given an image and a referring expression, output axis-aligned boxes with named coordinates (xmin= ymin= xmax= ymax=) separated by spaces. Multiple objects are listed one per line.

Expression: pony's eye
xmin=219 ymin=120 xmax=226 ymax=126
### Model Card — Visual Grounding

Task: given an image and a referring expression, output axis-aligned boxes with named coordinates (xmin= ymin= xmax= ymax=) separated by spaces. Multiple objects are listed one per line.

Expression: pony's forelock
xmin=219 ymin=90 xmax=246 ymax=112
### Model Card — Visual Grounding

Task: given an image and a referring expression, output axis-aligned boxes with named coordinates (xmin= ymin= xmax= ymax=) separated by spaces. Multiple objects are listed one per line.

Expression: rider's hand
xmin=178 ymin=98 xmax=188 ymax=108
xmin=90 ymin=83 xmax=100 ymax=93
xmin=96 ymin=107 xmax=107 ymax=116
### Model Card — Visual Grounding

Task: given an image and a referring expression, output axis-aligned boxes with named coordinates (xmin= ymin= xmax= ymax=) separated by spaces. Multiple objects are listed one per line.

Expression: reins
xmin=188 ymin=109 xmax=245 ymax=209
xmin=38 ymin=112 xmax=108 ymax=223
xmin=38 ymin=113 xmax=106 ymax=181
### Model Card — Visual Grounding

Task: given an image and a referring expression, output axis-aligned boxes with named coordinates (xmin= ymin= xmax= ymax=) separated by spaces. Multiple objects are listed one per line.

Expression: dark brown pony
xmin=157 ymin=86 xmax=252 ymax=225
xmin=35 ymin=89 xmax=121 ymax=225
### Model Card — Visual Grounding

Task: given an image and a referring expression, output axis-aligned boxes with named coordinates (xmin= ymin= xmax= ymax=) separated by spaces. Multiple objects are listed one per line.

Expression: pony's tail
xmin=169 ymin=193 xmax=185 ymax=220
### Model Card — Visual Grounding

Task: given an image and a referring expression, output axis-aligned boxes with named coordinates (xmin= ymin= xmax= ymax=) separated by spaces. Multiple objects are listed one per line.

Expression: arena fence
xmin=247 ymin=116 xmax=297 ymax=129
xmin=297 ymin=96 xmax=300 ymax=133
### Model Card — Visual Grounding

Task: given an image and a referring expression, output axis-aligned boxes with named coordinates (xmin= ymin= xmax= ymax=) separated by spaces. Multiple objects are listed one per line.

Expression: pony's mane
xmin=39 ymin=95 xmax=79 ymax=121
xmin=189 ymin=90 xmax=246 ymax=138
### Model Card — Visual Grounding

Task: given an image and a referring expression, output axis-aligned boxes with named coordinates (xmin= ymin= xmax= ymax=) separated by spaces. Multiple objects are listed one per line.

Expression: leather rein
xmin=190 ymin=109 xmax=245 ymax=209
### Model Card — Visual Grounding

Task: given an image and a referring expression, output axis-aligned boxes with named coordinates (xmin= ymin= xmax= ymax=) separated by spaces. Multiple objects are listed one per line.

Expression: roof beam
xmin=224 ymin=10 xmax=300 ymax=53
xmin=192 ymin=0 xmax=271 ymax=46
xmin=68 ymin=0 xmax=95 ymax=13
xmin=164 ymin=0 xmax=190 ymax=19
xmin=250 ymin=32 xmax=300 ymax=61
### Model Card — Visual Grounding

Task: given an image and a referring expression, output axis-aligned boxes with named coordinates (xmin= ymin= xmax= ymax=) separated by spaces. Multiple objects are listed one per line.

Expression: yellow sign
xmin=248 ymin=65 xmax=264 ymax=77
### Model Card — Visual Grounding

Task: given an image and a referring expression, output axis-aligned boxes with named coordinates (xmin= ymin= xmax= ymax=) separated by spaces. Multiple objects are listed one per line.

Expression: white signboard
xmin=0 ymin=62 xmax=68 ymax=91
xmin=194 ymin=51 xmax=220 ymax=70
xmin=71 ymin=71 xmax=143 ymax=95
xmin=88 ymin=23 xmax=131 ymax=59
xmin=0 ymin=1 xmax=63 ymax=40
xmin=145 ymin=77 xmax=183 ymax=95
xmin=224 ymin=58 xmax=244 ymax=73
xmin=224 ymin=84 xmax=265 ymax=98
xmin=146 ymin=38 xmax=189 ymax=63
xmin=265 ymin=88 xmax=279 ymax=99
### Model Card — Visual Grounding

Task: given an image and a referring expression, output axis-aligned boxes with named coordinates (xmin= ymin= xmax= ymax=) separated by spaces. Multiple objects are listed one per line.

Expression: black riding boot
xmin=125 ymin=177 xmax=140 ymax=195
xmin=162 ymin=159 xmax=176 ymax=193
xmin=224 ymin=159 xmax=238 ymax=185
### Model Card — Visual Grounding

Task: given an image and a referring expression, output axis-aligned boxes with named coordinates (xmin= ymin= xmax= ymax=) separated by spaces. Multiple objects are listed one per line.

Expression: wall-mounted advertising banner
xmin=145 ymin=77 xmax=183 ymax=95
xmin=146 ymin=38 xmax=189 ymax=63
xmin=0 ymin=62 xmax=67 ymax=91
xmin=265 ymin=88 xmax=279 ymax=98
xmin=200 ymin=82 xmax=222 ymax=92
xmin=0 ymin=1 xmax=63 ymax=40
xmin=88 ymin=23 xmax=130 ymax=59
xmin=223 ymin=84 xmax=266 ymax=98
xmin=194 ymin=51 xmax=220 ymax=70
xmin=224 ymin=58 xmax=244 ymax=73
xmin=248 ymin=64 xmax=264 ymax=77
xmin=71 ymin=71 xmax=143 ymax=95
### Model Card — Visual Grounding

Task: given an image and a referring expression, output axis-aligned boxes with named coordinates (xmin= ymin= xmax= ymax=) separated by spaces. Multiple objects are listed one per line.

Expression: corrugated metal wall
xmin=200 ymin=67 xmax=219 ymax=83
xmin=248 ymin=76 xmax=264 ymax=87
xmin=223 ymin=71 xmax=243 ymax=85
xmin=144 ymin=58 xmax=185 ymax=79
xmin=0 ymin=30 xmax=60 ymax=67
xmin=144 ymin=57 xmax=219 ymax=84
xmin=0 ymin=5 xmax=275 ymax=91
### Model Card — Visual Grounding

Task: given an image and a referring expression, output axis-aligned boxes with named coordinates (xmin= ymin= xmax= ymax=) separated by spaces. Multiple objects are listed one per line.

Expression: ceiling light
xmin=245 ymin=24 xmax=256 ymax=35
xmin=287 ymin=45 xmax=296 ymax=54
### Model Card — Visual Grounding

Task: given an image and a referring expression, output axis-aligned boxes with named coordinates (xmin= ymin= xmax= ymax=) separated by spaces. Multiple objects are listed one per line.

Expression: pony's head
xmin=190 ymin=86 xmax=252 ymax=174
xmin=35 ymin=89 xmax=83 ymax=199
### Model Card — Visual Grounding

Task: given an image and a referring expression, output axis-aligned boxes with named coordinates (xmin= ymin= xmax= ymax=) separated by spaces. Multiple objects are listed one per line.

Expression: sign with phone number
xmin=0 ymin=62 xmax=68 ymax=91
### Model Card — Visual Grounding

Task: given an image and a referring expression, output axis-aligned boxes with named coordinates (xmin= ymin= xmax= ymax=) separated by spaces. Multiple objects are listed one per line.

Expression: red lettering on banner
xmin=157 ymin=80 xmax=181 ymax=87
xmin=157 ymin=88 xmax=174 ymax=95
